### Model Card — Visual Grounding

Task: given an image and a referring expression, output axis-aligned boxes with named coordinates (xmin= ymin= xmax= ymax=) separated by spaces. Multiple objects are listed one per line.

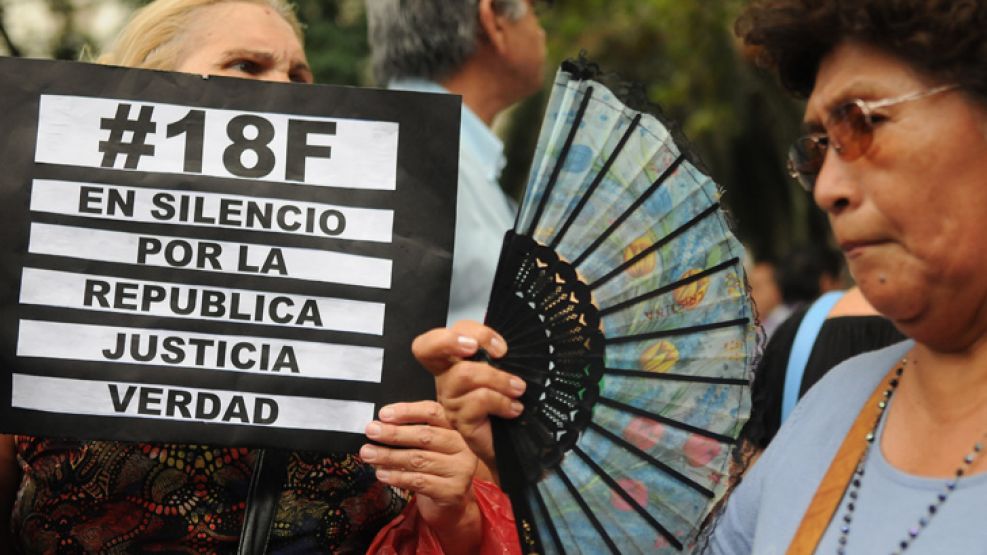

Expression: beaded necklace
xmin=836 ymin=358 xmax=987 ymax=555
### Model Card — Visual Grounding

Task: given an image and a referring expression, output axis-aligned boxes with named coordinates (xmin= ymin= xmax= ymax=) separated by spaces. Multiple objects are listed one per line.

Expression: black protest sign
xmin=0 ymin=57 xmax=459 ymax=452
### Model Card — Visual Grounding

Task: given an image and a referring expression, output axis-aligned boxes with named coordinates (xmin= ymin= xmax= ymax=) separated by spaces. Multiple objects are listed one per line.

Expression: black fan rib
xmin=532 ymin=483 xmax=568 ymax=554
xmin=599 ymin=258 xmax=740 ymax=317
xmin=506 ymin=327 xmax=582 ymax=354
xmin=494 ymin=440 xmax=536 ymax=553
xmin=572 ymin=445 xmax=685 ymax=550
xmin=502 ymin=334 xmax=603 ymax=358
xmin=525 ymin=87 xmax=595 ymax=237
xmin=588 ymin=422 xmax=715 ymax=498
xmin=606 ymin=318 xmax=750 ymax=344
xmin=492 ymin=358 xmax=551 ymax=378
xmin=481 ymin=236 xmax=519 ymax=328
xmin=523 ymin=380 xmax=582 ymax=414
xmin=588 ymin=203 xmax=721 ymax=291
xmin=571 ymin=153 xmax=687 ymax=269
xmin=555 ymin=466 xmax=622 ymax=554
xmin=596 ymin=396 xmax=736 ymax=444
xmin=603 ymin=369 xmax=749 ymax=386
xmin=489 ymin=291 xmax=550 ymax=343
xmin=547 ymin=114 xmax=643 ymax=250
xmin=499 ymin=307 xmax=562 ymax=346
xmin=490 ymin=248 xmax=562 ymax=340
xmin=494 ymin=352 xmax=596 ymax=367
xmin=486 ymin=279 xmax=540 ymax=339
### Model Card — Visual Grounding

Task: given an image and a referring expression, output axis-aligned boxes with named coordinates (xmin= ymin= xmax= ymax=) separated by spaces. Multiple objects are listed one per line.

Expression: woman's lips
xmin=840 ymin=239 xmax=886 ymax=257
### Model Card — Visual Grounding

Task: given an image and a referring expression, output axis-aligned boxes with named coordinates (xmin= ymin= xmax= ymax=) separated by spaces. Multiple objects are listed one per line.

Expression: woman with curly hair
xmin=707 ymin=0 xmax=987 ymax=553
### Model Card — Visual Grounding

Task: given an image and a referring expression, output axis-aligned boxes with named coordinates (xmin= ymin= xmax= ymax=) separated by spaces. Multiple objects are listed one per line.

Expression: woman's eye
xmin=869 ymin=113 xmax=890 ymax=125
xmin=230 ymin=60 xmax=262 ymax=74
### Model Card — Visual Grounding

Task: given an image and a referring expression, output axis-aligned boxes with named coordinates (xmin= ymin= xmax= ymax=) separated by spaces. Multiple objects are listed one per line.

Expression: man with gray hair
xmin=367 ymin=0 xmax=547 ymax=325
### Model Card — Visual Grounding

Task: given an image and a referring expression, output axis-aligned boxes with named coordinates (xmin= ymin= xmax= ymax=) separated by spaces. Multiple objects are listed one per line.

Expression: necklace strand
xmin=836 ymin=358 xmax=987 ymax=555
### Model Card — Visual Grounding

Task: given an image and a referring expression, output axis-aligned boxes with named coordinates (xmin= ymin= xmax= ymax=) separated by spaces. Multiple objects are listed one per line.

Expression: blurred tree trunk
xmin=46 ymin=0 xmax=84 ymax=59
xmin=0 ymin=4 xmax=23 ymax=57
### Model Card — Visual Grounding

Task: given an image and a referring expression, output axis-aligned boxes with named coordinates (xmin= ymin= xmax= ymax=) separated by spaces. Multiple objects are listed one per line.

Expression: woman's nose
xmin=812 ymin=150 xmax=859 ymax=214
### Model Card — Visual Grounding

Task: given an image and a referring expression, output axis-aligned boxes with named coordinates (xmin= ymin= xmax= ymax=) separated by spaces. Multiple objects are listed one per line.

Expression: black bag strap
xmin=238 ymin=448 xmax=290 ymax=555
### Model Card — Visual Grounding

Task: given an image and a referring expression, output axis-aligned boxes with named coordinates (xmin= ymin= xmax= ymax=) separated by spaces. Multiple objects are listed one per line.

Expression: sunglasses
xmin=787 ymin=84 xmax=959 ymax=192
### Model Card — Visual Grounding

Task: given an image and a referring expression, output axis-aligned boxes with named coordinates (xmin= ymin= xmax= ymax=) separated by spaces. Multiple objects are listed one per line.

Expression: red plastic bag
xmin=367 ymin=479 xmax=520 ymax=555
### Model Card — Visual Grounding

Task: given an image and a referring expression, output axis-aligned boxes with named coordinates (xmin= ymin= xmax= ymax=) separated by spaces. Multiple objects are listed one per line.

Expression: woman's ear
xmin=477 ymin=0 xmax=509 ymax=54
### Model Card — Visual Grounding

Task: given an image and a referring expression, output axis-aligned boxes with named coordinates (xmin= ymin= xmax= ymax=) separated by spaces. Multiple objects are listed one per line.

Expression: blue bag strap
xmin=781 ymin=290 xmax=845 ymax=423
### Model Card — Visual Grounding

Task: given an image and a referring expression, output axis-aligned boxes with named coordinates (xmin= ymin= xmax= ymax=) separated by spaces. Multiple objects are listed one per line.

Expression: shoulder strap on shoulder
xmin=785 ymin=365 xmax=895 ymax=554
xmin=781 ymin=291 xmax=845 ymax=423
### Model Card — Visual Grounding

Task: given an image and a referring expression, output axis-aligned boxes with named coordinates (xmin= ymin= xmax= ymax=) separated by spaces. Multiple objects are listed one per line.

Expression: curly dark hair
xmin=735 ymin=0 xmax=987 ymax=101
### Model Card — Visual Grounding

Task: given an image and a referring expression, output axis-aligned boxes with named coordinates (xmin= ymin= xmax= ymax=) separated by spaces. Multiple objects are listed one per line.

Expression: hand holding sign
xmin=360 ymin=401 xmax=483 ymax=552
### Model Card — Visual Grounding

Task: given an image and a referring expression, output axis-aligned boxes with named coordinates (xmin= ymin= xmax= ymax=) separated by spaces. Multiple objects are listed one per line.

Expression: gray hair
xmin=367 ymin=0 xmax=529 ymax=85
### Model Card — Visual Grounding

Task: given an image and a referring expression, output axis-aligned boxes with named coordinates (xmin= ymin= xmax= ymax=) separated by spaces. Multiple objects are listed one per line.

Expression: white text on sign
xmin=12 ymin=374 xmax=375 ymax=432
xmin=28 ymin=223 xmax=392 ymax=288
xmin=35 ymin=96 xmax=400 ymax=190
xmin=20 ymin=268 xmax=386 ymax=335
xmin=30 ymin=179 xmax=394 ymax=243
xmin=17 ymin=320 xmax=384 ymax=382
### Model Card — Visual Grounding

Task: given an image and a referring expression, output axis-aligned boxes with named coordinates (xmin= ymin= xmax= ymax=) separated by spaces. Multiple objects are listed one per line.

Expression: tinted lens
xmin=828 ymin=101 xmax=873 ymax=160
xmin=787 ymin=135 xmax=827 ymax=192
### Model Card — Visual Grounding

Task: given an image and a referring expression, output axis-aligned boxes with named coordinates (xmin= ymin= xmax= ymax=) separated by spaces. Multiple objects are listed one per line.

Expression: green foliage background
xmin=0 ymin=0 xmax=830 ymax=260
xmin=512 ymin=0 xmax=829 ymax=261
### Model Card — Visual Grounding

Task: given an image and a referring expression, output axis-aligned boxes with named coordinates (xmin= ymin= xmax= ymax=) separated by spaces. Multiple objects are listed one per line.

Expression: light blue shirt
xmin=708 ymin=340 xmax=987 ymax=554
xmin=389 ymin=79 xmax=516 ymax=325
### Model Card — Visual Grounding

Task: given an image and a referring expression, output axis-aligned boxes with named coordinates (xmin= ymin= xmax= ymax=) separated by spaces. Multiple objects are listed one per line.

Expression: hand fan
xmin=481 ymin=60 xmax=757 ymax=553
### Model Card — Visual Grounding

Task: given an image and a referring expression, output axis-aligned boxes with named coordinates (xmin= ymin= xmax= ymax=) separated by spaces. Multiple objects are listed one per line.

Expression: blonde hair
xmin=97 ymin=0 xmax=303 ymax=70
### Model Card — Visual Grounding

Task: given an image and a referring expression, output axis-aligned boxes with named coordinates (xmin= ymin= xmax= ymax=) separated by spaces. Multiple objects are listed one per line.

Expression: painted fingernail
xmin=457 ymin=335 xmax=478 ymax=351
xmin=510 ymin=377 xmax=526 ymax=394
xmin=510 ymin=401 xmax=524 ymax=415
xmin=365 ymin=422 xmax=382 ymax=437
xmin=379 ymin=406 xmax=395 ymax=420
xmin=490 ymin=335 xmax=506 ymax=356
xmin=360 ymin=445 xmax=378 ymax=460
xmin=376 ymin=469 xmax=391 ymax=480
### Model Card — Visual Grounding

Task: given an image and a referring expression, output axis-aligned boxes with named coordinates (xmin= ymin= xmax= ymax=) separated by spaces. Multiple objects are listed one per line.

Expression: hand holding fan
xmin=480 ymin=60 xmax=757 ymax=553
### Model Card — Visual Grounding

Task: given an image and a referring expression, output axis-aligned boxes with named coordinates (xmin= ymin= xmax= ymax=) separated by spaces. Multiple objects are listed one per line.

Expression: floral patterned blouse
xmin=11 ymin=436 xmax=407 ymax=554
